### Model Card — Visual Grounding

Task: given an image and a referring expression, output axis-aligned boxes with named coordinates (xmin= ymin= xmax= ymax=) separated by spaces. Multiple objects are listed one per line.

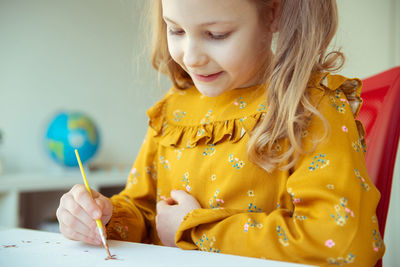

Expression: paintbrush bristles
xmin=105 ymin=243 xmax=112 ymax=258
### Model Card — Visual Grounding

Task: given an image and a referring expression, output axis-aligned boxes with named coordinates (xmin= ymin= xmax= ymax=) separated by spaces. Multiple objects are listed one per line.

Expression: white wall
xmin=336 ymin=0 xmax=400 ymax=78
xmin=0 ymin=0 xmax=170 ymax=173
xmin=0 ymin=0 xmax=399 ymax=266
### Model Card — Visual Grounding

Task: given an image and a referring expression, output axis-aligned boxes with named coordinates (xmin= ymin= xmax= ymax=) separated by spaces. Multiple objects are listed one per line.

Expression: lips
xmin=193 ymin=71 xmax=223 ymax=82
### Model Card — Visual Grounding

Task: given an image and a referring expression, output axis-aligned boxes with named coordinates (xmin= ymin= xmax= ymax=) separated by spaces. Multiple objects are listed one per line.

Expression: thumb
xmin=170 ymin=190 xmax=190 ymax=204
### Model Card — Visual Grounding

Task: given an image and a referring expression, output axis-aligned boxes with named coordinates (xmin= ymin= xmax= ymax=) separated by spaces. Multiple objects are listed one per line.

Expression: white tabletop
xmin=0 ymin=228 xmax=312 ymax=267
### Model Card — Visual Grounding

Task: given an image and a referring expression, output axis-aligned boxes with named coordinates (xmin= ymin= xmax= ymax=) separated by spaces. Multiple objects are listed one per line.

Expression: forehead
xmin=161 ymin=0 xmax=258 ymax=25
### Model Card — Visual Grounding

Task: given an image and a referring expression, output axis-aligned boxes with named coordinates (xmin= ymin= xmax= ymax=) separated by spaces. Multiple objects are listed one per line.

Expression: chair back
xmin=357 ymin=66 xmax=400 ymax=237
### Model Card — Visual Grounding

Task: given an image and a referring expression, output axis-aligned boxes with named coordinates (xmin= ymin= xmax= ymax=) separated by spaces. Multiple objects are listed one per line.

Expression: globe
xmin=45 ymin=112 xmax=100 ymax=167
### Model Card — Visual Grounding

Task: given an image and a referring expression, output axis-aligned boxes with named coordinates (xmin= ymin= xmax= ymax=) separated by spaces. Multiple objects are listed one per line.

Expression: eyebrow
xmin=163 ymin=16 xmax=233 ymax=26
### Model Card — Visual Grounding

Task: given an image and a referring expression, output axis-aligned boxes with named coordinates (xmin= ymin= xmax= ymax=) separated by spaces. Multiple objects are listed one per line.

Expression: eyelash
xmin=168 ymin=29 xmax=230 ymax=40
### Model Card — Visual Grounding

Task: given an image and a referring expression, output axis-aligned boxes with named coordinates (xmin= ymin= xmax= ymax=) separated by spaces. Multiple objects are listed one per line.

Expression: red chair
xmin=357 ymin=66 xmax=400 ymax=237
xmin=357 ymin=67 xmax=400 ymax=267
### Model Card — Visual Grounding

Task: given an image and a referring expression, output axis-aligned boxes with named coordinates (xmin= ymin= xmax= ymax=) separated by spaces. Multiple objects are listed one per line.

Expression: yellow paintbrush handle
xmin=75 ymin=149 xmax=93 ymax=198
xmin=75 ymin=150 xmax=107 ymax=244
xmin=75 ymin=149 xmax=111 ymax=257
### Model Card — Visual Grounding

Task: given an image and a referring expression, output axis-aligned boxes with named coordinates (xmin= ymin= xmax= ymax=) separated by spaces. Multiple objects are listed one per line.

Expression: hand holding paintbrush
xmin=56 ymin=151 xmax=114 ymax=255
xmin=74 ymin=149 xmax=113 ymax=258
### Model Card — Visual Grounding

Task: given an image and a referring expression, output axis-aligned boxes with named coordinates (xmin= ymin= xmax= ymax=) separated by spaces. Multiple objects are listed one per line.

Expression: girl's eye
xmin=168 ymin=28 xmax=185 ymax=36
xmin=207 ymin=31 xmax=230 ymax=40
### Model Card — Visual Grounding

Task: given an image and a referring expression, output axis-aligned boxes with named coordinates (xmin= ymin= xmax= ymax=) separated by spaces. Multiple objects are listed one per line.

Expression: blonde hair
xmin=149 ymin=0 xmax=344 ymax=172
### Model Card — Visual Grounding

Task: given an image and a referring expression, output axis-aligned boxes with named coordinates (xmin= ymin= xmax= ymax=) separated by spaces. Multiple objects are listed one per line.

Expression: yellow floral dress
xmin=106 ymin=73 xmax=385 ymax=266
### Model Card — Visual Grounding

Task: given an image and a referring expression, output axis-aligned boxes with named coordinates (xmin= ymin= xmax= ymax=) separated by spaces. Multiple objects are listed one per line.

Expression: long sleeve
xmin=106 ymin=127 xmax=160 ymax=244
xmin=174 ymin=85 xmax=385 ymax=266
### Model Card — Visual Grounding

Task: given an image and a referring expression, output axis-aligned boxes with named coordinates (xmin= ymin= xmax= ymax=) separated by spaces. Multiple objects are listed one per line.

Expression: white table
xmin=0 ymin=228 xmax=312 ymax=267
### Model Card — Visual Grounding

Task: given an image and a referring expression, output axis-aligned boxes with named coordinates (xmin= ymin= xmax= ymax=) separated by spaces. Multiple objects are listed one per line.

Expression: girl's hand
xmin=156 ymin=190 xmax=201 ymax=247
xmin=56 ymin=184 xmax=113 ymax=245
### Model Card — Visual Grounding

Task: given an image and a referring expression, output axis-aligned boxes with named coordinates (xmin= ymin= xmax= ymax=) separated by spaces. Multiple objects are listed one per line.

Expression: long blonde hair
xmin=149 ymin=0 xmax=344 ymax=172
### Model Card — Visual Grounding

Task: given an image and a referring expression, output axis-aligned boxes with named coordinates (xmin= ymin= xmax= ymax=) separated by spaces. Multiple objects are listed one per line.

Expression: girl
xmin=56 ymin=0 xmax=385 ymax=266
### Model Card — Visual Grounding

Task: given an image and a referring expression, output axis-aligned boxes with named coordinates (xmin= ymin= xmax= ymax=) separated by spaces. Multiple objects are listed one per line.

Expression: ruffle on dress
xmin=147 ymin=96 xmax=265 ymax=148
xmin=309 ymin=72 xmax=366 ymax=147
xmin=309 ymin=72 xmax=363 ymax=117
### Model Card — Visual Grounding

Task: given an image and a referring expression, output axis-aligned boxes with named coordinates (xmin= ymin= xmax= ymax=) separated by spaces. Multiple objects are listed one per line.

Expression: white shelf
xmin=0 ymin=171 xmax=128 ymax=192
xmin=0 ymin=171 xmax=128 ymax=228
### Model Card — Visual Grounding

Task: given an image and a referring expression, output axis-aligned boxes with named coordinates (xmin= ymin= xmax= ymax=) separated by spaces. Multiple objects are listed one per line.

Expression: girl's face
xmin=162 ymin=0 xmax=272 ymax=97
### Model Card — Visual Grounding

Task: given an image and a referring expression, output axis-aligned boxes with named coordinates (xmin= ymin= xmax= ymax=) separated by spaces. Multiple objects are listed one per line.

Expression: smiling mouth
xmin=193 ymin=71 xmax=223 ymax=82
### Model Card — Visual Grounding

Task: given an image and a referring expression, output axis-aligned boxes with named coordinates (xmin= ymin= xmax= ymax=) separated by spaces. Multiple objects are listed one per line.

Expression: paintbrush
xmin=74 ymin=149 xmax=112 ymax=258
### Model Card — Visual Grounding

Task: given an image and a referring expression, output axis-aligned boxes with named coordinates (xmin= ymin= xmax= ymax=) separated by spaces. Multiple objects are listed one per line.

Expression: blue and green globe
xmin=45 ymin=112 xmax=100 ymax=167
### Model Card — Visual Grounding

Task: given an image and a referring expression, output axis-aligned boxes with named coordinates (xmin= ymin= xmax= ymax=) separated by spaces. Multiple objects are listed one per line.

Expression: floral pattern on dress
xmin=209 ymin=189 xmax=224 ymax=209
xmin=196 ymin=234 xmax=220 ymax=253
xmin=228 ymin=154 xmax=245 ymax=170
xmin=352 ymin=138 xmax=366 ymax=153
xmin=309 ymin=154 xmax=330 ymax=171
xmin=181 ymin=171 xmax=191 ymax=192
xmin=210 ymin=174 xmax=217 ymax=181
xmin=203 ymin=144 xmax=216 ymax=156
xmin=325 ymin=239 xmax=335 ymax=248
xmin=174 ymin=148 xmax=184 ymax=160
xmin=330 ymin=89 xmax=347 ymax=114
xmin=293 ymin=213 xmax=307 ymax=221
xmin=239 ymin=117 xmax=247 ymax=122
xmin=276 ymin=225 xmax=289 ymax=246
xmin=354 ymin=169 xmax=370 ymax=191
xmin=172 ymin=110 xmax=186 ymax=122
xmin=248 ymin=203 xmax=262 ymax=213
xmin=114 ymin=224 xmax=129 ymax=241
xmin=372 ymin=229 xmax=384 ymax=252
xmin=327 ymin=253 xmax=355 ymax=265
xmin=247 ymin=190 xmax=255 ymax=197
xmin=200 ymin=109 xmax=213 ymax=125
xmin=257 ymin=103 xmax=266 ymax=112
xmin=145 ymin=162 xmax=157 ymax=180
xmin=159 ymin=156 xmax=170 ymax=170
xmin=244 ymin=218 xmax=263 ymax=232
xmin=127 ymin=168 xmax=140 ymax=189
xmin=197 ymin=128 xmax=206 ymax=137
xmin=330 ymin=197 xmax=355 ymax=226
xmin=233 ymin=97 xmax=247 ymax=109
xmin=287 ymin=188 xmax=302 ymax=204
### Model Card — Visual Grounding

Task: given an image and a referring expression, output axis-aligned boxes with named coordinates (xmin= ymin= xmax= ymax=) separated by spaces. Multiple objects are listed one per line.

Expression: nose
xmin=182 ymin=38 xmax=208 ymax=68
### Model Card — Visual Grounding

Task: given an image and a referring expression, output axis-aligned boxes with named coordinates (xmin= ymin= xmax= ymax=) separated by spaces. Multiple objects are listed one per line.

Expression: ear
xmin=269 ymin=0 xmax=281 ymax=33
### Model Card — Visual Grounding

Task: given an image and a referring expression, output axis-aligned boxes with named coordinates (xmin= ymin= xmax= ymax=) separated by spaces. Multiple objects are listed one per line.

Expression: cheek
xmin=223 ymin=35 xmax=266 ymax=72
xmin=216 ymin=42 xmax=254 ymax=72
xmin=167 ymin=38 xmax=183 ymax=64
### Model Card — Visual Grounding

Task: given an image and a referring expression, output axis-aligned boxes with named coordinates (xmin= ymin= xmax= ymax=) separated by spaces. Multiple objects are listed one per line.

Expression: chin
xmin=196 ymin=85 xmax=228 ymax=98
xmin=200 ymin=91 xmax=223 ymax=97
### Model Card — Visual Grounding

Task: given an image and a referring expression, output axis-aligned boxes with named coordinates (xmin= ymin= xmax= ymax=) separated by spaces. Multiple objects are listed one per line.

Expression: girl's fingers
xmin=170 ymin=190 xmax=188 ymax=204
xmin=71 ymin=184 xmax=102 ymax=220
xmin=59 ymin=222 xmax=101 ymax=246
xmin=170 ymin=190 xmax=200 ymax=208
xmin=56 ymin=208 xmax=97 ymax=241
xmin=60 ymin=193 xmax=98 ymax=230
xmin=156 ymin=200 xmax=170 ymax=213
